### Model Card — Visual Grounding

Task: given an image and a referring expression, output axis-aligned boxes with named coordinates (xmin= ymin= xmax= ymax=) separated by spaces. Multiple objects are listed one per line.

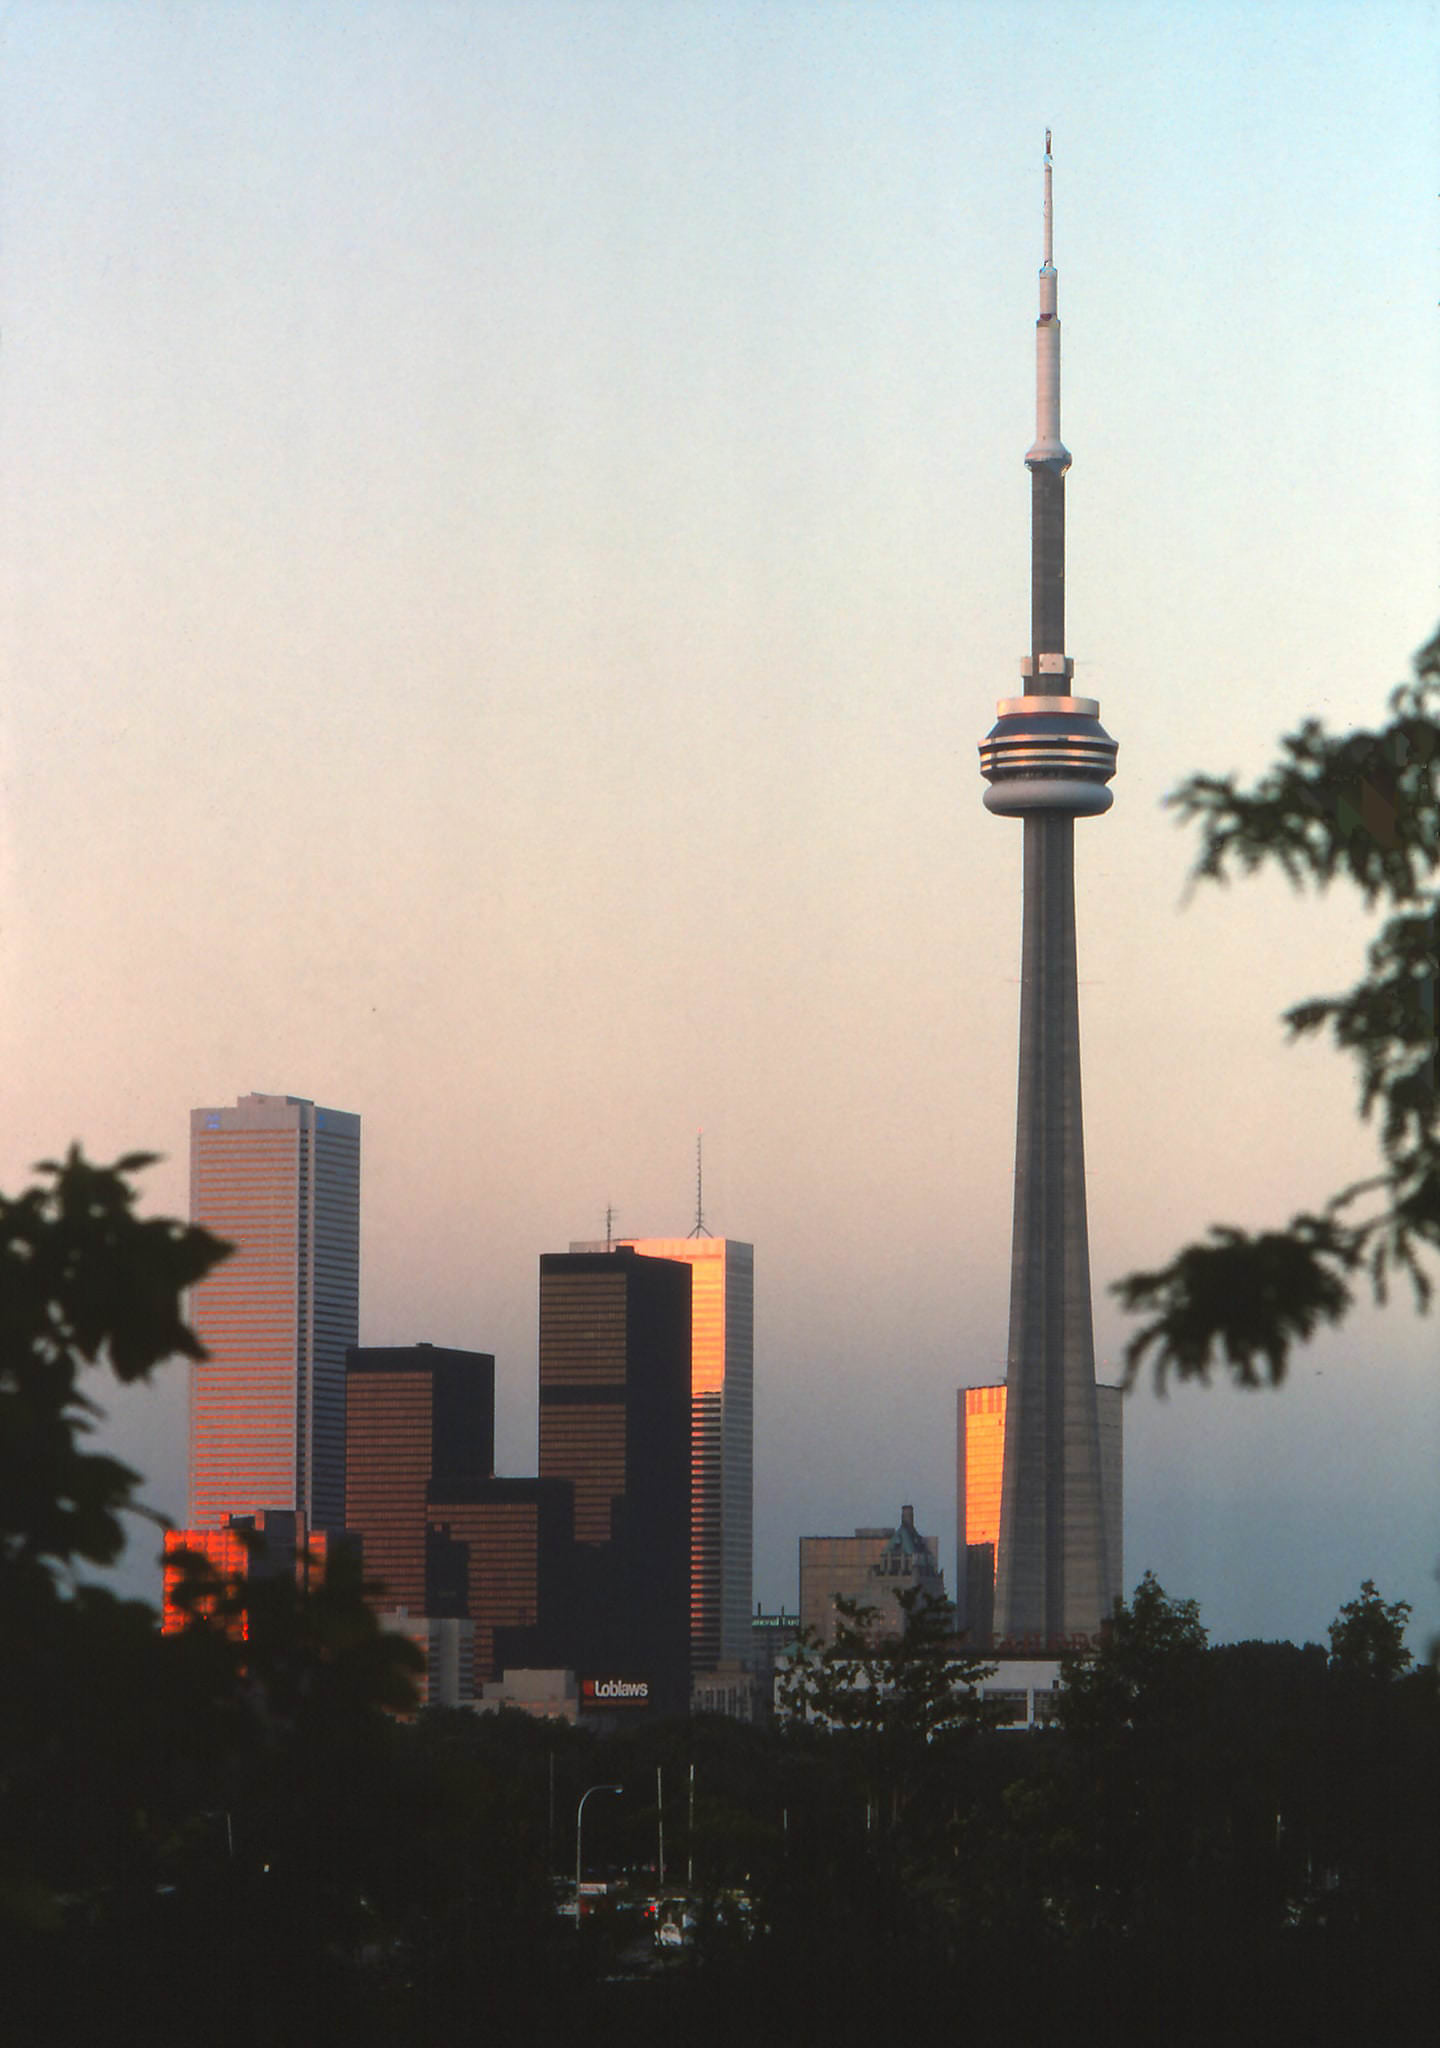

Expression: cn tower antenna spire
xmin=1025 ymin=128 xmax=1070 ymax=673
xmin=1043 ymin=127 xmax=1053 ymax=268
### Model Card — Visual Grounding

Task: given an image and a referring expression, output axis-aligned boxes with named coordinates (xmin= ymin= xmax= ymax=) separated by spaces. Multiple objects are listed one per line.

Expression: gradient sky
xmin=3 ymin=2 xmax=1436 ymax=1652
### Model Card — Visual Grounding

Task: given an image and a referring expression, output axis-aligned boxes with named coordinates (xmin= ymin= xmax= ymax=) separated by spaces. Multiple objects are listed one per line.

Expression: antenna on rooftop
xmin=688 ymin=1130 xmax=707 ymax=1238
xmin=605 ymin=1204 xmax=616 ymax=1251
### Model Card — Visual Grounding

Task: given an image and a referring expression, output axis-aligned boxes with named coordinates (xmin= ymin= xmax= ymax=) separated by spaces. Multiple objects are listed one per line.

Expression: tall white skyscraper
xmin=618 ymin=1236 xmax=754 ymax=1672
xmin=189 ymin=1093 xmax=360 ymax=1533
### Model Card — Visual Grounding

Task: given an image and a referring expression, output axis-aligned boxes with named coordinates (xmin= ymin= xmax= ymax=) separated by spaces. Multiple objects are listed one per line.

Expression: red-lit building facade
xmin=188 ymin=1094 xmax=360 ymax=1535
xmin=161 ymin=1509 xmax=334 ymax=1637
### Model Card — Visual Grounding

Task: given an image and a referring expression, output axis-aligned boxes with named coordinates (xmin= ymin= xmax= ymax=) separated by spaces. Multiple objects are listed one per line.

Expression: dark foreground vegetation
xmin=4 ymin=1151 xmax=1438 ymax=2046
xmin=1115 ymin=623 xmax=1438 ymax=1387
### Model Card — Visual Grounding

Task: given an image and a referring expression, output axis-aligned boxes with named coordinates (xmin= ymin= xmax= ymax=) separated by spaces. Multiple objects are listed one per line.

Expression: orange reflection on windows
xmin=962 ymin=1385 xmax=1007 ymax=1554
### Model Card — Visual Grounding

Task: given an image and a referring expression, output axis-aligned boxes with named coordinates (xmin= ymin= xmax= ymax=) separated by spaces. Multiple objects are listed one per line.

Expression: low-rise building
xmin=799 ymin=1504 xmax=946 ymax=1647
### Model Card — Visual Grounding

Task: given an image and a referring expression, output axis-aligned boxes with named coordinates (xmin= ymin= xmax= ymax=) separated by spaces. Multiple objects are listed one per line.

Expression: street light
xmin=575 ymin=1782 xmax=622 ymax=1922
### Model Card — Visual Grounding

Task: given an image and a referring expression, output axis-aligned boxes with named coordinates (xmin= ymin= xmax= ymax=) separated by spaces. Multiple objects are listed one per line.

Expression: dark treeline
xmin=8 ymin=1564 xmax=1439 ymax=2047
xmin=4 ymin=1155 xmax=1438 ymax=2045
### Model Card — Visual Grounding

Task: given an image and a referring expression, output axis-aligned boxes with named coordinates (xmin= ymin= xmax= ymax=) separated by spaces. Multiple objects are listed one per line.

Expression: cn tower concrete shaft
xmin=979 ymin=134 xmax=1118 ymax=1645
xmin=995 ymin=813 xmax=1111 ymax=1640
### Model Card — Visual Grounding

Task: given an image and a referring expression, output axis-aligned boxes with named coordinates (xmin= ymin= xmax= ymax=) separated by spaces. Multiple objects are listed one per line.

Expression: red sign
xmin=580 ymin=1676 xmax=650 ymax=1708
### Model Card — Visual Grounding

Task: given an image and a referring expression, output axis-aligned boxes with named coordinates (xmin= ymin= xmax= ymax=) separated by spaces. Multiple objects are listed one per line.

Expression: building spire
xmin=1026 ymin=128 xmax=1068 ymax=475
xmin=1042 ymin=127 xmax=1053 ymax=267
xmin=1024 ymin=128 xmax=1071 ymax=679
xmin=688 ymin=1129 xmax=708 ymax=1238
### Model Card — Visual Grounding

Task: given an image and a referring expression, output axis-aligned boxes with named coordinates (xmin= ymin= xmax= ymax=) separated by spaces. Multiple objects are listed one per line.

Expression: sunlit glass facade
xmin=189 ymin=1094 xmax=359 ymax=1534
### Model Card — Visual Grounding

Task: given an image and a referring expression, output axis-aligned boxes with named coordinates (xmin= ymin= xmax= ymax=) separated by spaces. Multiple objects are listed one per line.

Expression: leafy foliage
xmin=0 ymin=1151 xmax=229 ymax=1934
xmin=1327 ymin=1577 xmax=1413 ymax=1682
xmin=1059 ymin=1568 xmax=1208 ymax=1741
xmin=0 ymin=1150 xmax=424 ymax=2013
xmin=0 ymin=1147 xmax=230 ymax=1585
xmin=777 ymin=1587 xmax=993 ymax=1747
xmin=1117 ymin=627 xmax=1439 ymax=1386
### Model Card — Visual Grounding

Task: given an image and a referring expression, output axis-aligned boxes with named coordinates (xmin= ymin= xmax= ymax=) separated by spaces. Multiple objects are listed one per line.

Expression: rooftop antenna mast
xmin=605 ymin=1204 xmax=617 ymax=1251
xmin=688 ymin=1130 xmax=707 ymax=1238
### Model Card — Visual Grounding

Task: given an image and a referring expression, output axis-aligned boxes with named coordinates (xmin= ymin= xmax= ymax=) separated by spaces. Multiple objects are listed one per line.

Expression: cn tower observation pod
xmin=979 ymin=695 xmax=1117 ymax=816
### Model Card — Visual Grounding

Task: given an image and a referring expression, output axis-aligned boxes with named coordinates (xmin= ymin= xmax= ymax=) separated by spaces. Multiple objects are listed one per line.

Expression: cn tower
xmin=979 ymin=135 xmax=1118 ymax=1644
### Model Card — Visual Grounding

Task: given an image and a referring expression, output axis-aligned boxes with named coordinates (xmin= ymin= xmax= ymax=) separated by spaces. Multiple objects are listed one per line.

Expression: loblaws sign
xmin=580 ymin=1676 xmax=650 ymax=1709
xmin=991 ymin=1631 xmax=1102 ymax=1656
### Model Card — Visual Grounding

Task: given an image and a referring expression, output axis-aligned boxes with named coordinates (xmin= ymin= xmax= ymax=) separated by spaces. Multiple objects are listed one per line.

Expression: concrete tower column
xmin=999 ymin=811 xmax=1110 ymax=1638
xmin=978 ymin=134 xmax=1119 ymax=1646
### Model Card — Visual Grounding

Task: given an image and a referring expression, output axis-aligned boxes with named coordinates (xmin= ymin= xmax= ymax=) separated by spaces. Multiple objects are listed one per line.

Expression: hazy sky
xmin=3 ymin=2 xmax=1436 ymax=1651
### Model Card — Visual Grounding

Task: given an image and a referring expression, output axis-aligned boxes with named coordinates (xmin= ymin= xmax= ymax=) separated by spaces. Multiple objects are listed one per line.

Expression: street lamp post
xmin=575 ymin=1783 xmax=622 ymax=1922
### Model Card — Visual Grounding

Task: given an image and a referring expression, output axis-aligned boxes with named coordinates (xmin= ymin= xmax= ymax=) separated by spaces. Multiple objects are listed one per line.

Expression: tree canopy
xmin=1115 ymin=626 xmax=1439 ymax=1387
xmin=776 ymin=1585 xmax=993 ymax=1747
xmin=1327 ymin=1577 xmax=1413 ymax=1683
xmin=0 ymin=1145 xmax=229 ymax=1597
xmin=4 ymin=1155 xmax=1436 ymax=2042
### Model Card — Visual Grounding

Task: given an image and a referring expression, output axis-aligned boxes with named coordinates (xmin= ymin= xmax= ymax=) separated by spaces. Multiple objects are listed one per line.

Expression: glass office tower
xmin=189 ymin=1093 xmax=360 ymax=1533
xmin=620 ymin=1237 xmax=754 ymax=1672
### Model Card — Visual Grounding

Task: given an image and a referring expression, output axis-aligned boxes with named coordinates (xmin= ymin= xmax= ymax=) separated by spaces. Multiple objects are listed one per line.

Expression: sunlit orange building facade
xmin=957 ymin=1382 xmax=1124 ymax=1647
xmin=189 ymin=1094 xmax=360 ymax=1534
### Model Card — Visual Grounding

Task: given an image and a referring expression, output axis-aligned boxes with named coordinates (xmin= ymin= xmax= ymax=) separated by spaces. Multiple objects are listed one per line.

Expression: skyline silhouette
xmin=2 ymin=2 xmax=1434 ymax=1651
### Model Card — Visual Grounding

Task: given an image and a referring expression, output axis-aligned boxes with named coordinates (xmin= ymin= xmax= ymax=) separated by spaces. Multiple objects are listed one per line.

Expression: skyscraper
xmin=189 ymin=1093 xmax=360 ymax=1534
xmin=618 ymin=1236 xmax=754 ymax=1673
xmin=955 ymin=1384 xmax=1007 ymax=1643
xmin=425 ymin=1475 xmax=575 ymax=1684
xmin=344 ymin=1343 xmax=495 ymax=1611
xmin=537 ymin=1247 xmax=692 ymax=1713
xmin=160 ymin=1510 xmax=334 ymax=1637
xmin=956 ymin=1382 xmax=1124 ymax=1646
xmin=978 ymin=137 xmax=1119 ymax=1644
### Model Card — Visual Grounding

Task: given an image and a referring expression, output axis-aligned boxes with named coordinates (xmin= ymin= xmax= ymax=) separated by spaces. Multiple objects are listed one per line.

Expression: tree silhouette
xmin=0 ymin=1151 xmax=433 ymax=2045
xmin=1116 ymin=627 xmax=1439 ymax=1387
xmin=0 ymin=1149 xmax=229 ymax=1929
xmin=1327 ymin=1577 xmax=1413 ymax=1683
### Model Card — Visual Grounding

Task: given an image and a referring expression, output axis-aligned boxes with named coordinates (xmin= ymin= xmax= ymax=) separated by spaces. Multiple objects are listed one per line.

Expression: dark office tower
xmin=425 ymin=1477 xmax=574 ymax=1680
xmin=619 ymin=1237 xmax=754 ymax=1673
xmin=978 ymin=136 xmax=1119 ymax=1645
xmin=344 ymin=1344 xmax=495 ymax=1611
xmin=538 ymin=1249 xmax=692 ymax=1713
xmin=189 ymin=1093 xmax=360 ymax=1533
